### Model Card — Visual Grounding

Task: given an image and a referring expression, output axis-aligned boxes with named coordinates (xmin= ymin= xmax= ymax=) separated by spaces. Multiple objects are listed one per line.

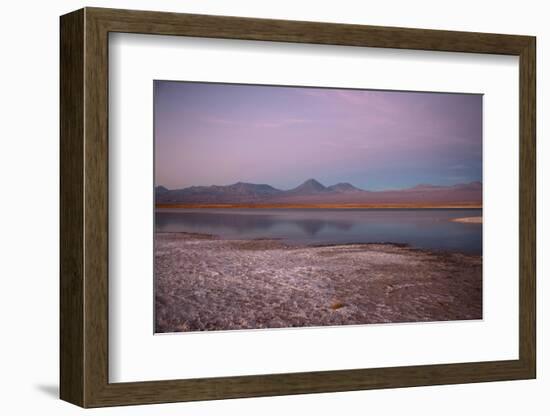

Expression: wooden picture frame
xmin=60 ymin=7 xmax=536 ymax=408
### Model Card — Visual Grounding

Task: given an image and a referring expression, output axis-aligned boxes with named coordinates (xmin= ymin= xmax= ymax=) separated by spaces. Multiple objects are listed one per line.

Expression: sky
xmin=154 ymin=81 xmax=482 ymax=191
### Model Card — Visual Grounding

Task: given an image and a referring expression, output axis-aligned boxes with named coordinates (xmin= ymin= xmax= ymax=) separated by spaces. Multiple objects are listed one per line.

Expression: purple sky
xmin=154 ymin=81 xmax=482 ymax=191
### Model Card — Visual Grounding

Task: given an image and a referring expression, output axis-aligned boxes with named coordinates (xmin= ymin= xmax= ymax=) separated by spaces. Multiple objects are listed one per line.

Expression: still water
xmin=155 ymin=208 xmax=482 ymax=254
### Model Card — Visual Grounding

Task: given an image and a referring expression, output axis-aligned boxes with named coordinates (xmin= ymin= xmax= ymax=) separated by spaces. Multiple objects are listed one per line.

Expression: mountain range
xmin=155 ymin=179 xmax=482 ymax=206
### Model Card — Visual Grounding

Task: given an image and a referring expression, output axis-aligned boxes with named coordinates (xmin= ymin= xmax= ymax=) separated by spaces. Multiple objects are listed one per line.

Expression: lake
xmin=155 ymin=208 xmax=482 ymax=255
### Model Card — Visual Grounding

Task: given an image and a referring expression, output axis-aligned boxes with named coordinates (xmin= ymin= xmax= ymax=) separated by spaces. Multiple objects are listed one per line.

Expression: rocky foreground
xmin=155 ymin=233 xmax=482 ymax=333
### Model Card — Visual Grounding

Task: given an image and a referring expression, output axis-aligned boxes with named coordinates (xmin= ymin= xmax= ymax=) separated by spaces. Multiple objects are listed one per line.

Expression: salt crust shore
xmin=155 ymin=232 xmax=482 ymax=333
xmin=451 ymin=216 xmax=483 ymax=224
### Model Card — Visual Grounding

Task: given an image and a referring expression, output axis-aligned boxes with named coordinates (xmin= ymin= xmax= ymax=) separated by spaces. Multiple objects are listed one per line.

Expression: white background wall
xmin=0 ymin=0 xmax=545 ymax=414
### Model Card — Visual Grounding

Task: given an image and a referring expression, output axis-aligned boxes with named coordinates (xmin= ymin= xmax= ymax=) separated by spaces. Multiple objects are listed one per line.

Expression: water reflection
xmin=155 ymin=208 xmax=482 ymax=254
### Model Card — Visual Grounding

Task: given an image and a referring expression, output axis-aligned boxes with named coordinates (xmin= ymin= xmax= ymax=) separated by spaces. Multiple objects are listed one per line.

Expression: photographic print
xmin=154 ymin=81 xmax=482 ymax=333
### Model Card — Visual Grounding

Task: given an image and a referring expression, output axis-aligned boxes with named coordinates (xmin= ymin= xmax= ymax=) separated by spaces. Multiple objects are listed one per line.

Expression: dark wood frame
xmin=60 ymin=7 xmax=536 ymax=408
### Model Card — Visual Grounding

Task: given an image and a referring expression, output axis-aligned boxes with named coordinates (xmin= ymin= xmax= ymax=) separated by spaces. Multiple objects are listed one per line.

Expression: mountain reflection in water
xmin=155 ymin=208 xmax=482 ymax=254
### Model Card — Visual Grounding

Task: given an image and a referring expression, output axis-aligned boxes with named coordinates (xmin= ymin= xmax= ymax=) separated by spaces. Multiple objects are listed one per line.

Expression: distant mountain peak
xmin=327 ymin=182 xmax=361 ymax=192
xmin=303 ymin=178 xmax=325 ymax=186
xmin=223 ymin=182 xmax=282 ymax=196
xmin=155 ymin=185 xmax=169 ymax=193
xmin=291 ymin=179 xmax=327 ymax=194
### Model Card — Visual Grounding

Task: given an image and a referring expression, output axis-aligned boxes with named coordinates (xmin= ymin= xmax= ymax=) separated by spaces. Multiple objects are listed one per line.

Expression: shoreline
xmin=451 ymin=216 xmax=483 ymax=224
xmin=155 ymin=232 xmax=482 ymax=333
xmin=156 ymin=203 xmax=482 ymax=210
xmin=156 ymin=231 xmax=481 ymax=256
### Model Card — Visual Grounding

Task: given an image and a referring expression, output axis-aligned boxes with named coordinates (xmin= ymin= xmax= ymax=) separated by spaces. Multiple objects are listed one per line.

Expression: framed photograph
xmin=60 ymin=7 xmax=536 ymax=407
